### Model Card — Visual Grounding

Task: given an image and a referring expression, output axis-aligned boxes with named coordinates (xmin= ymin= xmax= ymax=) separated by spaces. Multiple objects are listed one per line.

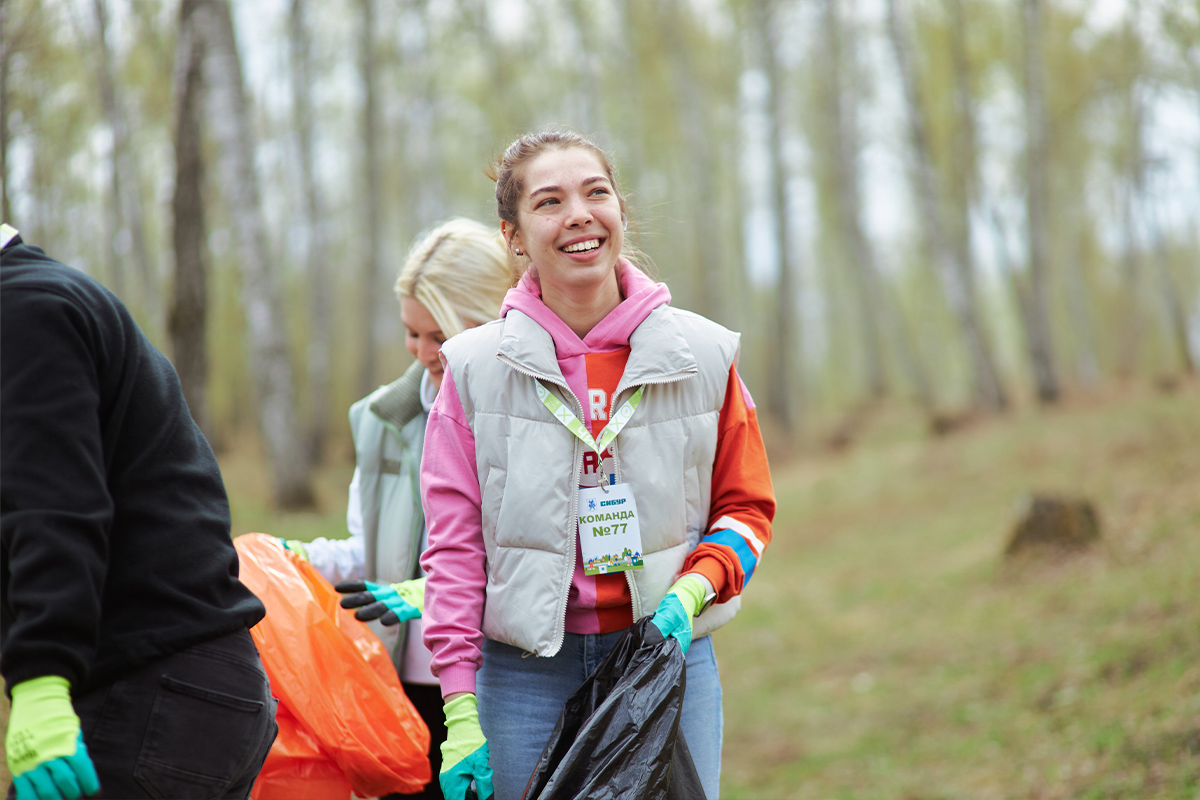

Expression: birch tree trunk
xmin=1062 ymin=221 xmax=1102 ymax=386
xmin=824 ymin=0 xmax=934 ymax=411
xmin=887 ymin=0 xmax=1006 ymax=412
xmin=1148 ymin=199 xmax=1197 ymax=374
xmin=1021 ymin=0 xmax=1060 ymax=402
xmin=754 ymin=0 xmax=799 ymax=433
xmin=200 ymin=0 xmax=314 ymax=509
xmin=823 ymin=0 xmax=886 ymax=400
xmin=358 ymin=0 xmax=382 ymax=398
xmin=93 ymin=0 xmax=159 ymax=333
xmin=170 ymin=0 xmax=212 ymax=441
xmin=289 ymin=0 xmax=332 ymax=462
xmin=0 ymin=0 xmax=11 ymax=224
xmin=660 ymin=0 xmax=725 ymax=323
xmin=1117 ymin=0 xmax=1144 ymax=380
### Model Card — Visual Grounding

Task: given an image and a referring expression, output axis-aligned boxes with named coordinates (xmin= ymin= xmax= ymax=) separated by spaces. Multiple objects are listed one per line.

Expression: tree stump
xmin=1004 ymin=495 xmax=1101 ymax=559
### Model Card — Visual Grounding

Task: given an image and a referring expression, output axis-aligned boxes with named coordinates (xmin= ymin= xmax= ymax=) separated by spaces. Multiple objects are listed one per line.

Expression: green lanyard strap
xmin=536 ymin=382 xmax=643 ymax=457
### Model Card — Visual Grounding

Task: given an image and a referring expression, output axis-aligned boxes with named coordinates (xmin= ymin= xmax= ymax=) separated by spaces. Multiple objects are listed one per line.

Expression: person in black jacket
xmin=1 ymin=226 xmax=277 ymax=800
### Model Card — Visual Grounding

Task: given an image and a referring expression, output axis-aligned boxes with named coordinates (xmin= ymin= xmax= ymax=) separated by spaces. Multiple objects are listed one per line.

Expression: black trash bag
xmin=521 ymin=617 xmax=706 ymax=800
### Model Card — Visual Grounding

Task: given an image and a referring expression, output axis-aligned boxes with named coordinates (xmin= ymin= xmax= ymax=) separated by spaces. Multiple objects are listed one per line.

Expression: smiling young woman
xmin=419 ymin=130 xmax=776 ymax=800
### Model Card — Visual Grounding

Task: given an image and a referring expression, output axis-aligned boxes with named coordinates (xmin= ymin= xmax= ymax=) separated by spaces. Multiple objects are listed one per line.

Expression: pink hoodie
xmin=420 ymin=263 xmax=670 ymax=697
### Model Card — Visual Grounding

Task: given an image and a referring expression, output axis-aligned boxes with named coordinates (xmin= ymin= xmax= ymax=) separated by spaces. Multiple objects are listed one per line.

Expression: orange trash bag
xmin=234 ymin=532 xmax=431 ymax=799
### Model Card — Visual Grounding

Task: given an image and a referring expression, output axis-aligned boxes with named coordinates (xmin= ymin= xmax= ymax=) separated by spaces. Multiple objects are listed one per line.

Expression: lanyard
xmin=0 ymin=224 xmax=18 ymax=249
xmin=536 ymin=381 xmax=643 ymax=459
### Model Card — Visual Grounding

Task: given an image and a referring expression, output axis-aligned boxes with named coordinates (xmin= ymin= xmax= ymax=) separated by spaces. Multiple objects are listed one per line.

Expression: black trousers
xmin=34 ymin=629 xmax=278 ymax=800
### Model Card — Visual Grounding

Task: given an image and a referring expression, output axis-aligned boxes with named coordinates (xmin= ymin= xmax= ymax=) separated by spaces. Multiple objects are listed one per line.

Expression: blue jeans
xmin=30 ymin=629 xmax=278 ymax=800
xmin=477 ymin=630 xmax=723 ymax=800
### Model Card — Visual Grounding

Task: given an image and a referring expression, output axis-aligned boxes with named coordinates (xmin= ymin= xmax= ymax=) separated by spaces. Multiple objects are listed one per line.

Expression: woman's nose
xmin=564 ymin=195 xmax=592 ymax=227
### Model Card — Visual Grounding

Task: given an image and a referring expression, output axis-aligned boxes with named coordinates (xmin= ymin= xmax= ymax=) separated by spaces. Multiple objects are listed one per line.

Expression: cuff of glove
xmin=11 ymin=675 xmax=72 ymax=702
xmin=396 ymin=577 xmax=426 ymax=613
xmin=667 ymin=574 xmax=716 ymax=618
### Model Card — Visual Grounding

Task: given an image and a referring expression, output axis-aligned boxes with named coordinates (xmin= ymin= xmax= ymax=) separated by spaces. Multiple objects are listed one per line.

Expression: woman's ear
xmin=502 ymin=221 xmax=525 ymax=257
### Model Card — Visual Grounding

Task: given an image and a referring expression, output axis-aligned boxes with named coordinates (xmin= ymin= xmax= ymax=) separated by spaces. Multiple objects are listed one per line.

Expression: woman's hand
xmin=335 ymin=578 xmax=425 ymax=625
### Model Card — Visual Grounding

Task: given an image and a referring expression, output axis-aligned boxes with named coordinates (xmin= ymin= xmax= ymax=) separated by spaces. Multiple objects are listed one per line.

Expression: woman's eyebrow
xmin=528 ymin=176 xmax=608 ymax=199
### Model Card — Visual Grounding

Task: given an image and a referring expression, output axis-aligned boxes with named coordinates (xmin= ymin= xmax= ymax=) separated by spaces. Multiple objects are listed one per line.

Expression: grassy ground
xmin=3 ymin=383 xmax=1197 ymax=798
xmin=718 ymin=383 xmax=1200 ymax=799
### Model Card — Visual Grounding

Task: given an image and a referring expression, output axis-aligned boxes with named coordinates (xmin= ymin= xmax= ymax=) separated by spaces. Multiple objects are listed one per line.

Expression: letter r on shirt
xmin=590 ymin=389 xmax=608 ymax=421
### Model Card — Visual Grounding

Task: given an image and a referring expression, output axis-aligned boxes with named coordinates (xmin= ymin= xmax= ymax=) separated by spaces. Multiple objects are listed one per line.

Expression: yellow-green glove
xmin=440 ymin=694 xmax=494 ymax=800
xmin=335 ymin=577 xmax=424 ymax=626
xmin=278 ymin=538 xmax=308 ymax=560
xmin=649 ymin=574 xmax=710 ymax=654
xmin=6 ymin=676 xmax=101 ymax=800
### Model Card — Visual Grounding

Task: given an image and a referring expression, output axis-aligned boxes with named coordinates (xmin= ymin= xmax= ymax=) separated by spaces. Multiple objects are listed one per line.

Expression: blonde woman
xmin=284 ymin=217 xmax=515 ymax=800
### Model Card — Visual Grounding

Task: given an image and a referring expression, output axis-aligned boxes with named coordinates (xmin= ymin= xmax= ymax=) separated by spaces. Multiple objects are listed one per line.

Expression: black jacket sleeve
xmin=1 ymin=280 xmax=114 ymax=687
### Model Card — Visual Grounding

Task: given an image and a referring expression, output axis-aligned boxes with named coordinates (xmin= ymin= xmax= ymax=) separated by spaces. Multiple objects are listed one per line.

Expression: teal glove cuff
xmin=440 ymin=694 xmax=494 ymax=800
xmin=650 ymin=574 xmax=709 ymax=654
xmin=335 ymin=579 xmax=423 ymax=626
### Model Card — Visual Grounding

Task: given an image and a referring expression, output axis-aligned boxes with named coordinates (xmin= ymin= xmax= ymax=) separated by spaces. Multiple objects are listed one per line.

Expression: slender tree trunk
xmin=823 ymin=0 xmax=886 ymax=400
xmin=93 ymin=0 xmax=159 ymax=332
xmin=1021 ymin=0 xmax=1060 ymax=402
xmin=1117 ymin=0 xmax=1144 ymax=380
xmin=825 ymin=0 xmax=934 ymax=411
xmin=358 ymin=0 xmax=382 ymax=398
xmin=1147 ymin=199 xmax=1196 ymax=374
xmin=755 ymin=0 xmax=799 ymax=433
xmin=0 ymin=0 xmax=10 ymax=224
xmin=93 ymin=0 xmax=124 ymax=301
xmin=887 ymin=0 xmax=1006 ymax=412
xmin=289 ymin=0 xmax=331 ymax=463
xmin=170 ymin=0 xmax=211 ymax=440
xmin=1062 ymin=221 xmax=1101 ymax=386
xmin=988 ymin=203 xmax=1040 ymax=380
xmin=661 ymin=0 xmax=725 ymax=323
xmin=201 ymin=0 xmax=314 ymax=509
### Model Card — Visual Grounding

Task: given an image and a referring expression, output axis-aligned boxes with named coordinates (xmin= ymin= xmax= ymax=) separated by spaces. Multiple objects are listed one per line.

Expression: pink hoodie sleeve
xmin=420 ymin=368 xmax=488 ymax=697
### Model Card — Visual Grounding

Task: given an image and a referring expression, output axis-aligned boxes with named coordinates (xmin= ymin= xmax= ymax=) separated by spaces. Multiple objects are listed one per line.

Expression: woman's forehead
xmin=521 ymin=147 xmax=609 ymax=196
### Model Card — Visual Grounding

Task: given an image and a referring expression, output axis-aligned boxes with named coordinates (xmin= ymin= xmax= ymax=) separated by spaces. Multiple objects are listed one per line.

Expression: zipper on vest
xmin=609 ymin=371 xmax=697 ymax=624
xmin=496 ymin=354 xmax=585 ymax=658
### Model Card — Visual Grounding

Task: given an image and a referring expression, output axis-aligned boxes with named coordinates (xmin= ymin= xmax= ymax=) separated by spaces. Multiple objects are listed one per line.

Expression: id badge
xmin=577 ymin=482 xmax=644 ymax=575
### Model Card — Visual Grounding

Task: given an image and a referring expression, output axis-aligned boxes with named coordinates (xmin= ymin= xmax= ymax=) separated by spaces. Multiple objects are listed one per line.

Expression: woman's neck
xmin=538 ymin=269 xmax=623 ymax=339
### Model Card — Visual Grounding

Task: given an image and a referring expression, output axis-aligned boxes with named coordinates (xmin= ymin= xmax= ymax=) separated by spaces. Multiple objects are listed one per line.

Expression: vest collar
xmin=369 ymin=361 xmax=425 ymax=430
xmin=496 ymin=306 xmax=698 ymax=392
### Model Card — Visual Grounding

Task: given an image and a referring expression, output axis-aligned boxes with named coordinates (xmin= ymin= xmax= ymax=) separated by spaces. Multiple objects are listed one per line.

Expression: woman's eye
xmin=590 ymin=187 xmax=610 ymax=197
xmin=535 ymin=197 xmax=559 ymax=209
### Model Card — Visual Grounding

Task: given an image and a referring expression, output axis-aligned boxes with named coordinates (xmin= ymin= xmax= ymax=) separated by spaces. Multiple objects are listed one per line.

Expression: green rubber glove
xmin=650 ymin=574 xmax=709 ymax=654
xmin=440 ymin=694 xmax=494 ymax=800
xmin=6 ymin=676 xmax=101 ymax=800
xmin=278 ymin=538 xmax=308 ymax=560
xmin=335 ymin=578 xmax=424 ymax=626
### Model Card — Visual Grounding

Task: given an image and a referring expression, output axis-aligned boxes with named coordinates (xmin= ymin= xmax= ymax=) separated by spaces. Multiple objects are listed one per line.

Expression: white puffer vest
xmin=440 ymin=304 xmax=742 ymax=657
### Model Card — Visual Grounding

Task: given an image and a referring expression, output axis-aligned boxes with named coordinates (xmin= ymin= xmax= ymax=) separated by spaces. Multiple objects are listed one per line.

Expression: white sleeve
xmin=303 ymin=467 xmax=366 ymax=584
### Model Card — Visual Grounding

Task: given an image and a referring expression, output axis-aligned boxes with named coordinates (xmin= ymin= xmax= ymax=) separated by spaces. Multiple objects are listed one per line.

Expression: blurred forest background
xmin=5 ymin=1 xmax=1200 ymax=796
xmin=4 ymin=0 xmax=1198 ymax=510
xmin=4 ymin=0 xmax=1195 ymax=510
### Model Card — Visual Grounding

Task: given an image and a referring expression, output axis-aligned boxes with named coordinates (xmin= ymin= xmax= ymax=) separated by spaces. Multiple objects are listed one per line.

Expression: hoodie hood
xmin=500 ymin=260 xmax=671 ymax=358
